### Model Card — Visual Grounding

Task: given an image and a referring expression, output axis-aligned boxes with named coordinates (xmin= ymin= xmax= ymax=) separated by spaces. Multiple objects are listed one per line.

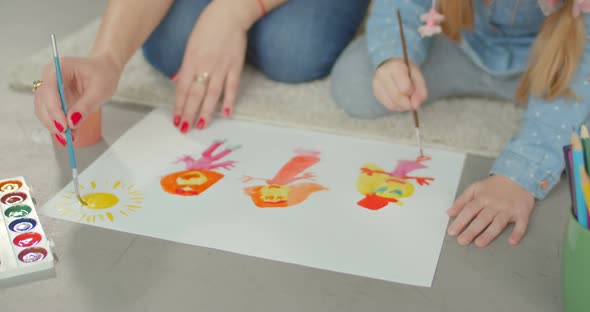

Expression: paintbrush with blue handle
xmin=51 ymin=33 xmax=87 ymax=206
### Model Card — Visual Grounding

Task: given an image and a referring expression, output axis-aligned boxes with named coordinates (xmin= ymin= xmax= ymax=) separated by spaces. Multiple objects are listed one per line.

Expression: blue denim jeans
xmin=142 ymin=0 xmax=370 ymax=83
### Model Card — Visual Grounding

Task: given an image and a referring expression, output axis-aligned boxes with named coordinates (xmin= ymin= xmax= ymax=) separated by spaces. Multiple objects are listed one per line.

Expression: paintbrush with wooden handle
xmin=397 ymin=9 xmax=424 ymax=157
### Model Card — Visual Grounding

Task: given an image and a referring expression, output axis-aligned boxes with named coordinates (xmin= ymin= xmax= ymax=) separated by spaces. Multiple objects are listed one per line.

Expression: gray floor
xmin=0 ymin=1 xmax=571 ymax=311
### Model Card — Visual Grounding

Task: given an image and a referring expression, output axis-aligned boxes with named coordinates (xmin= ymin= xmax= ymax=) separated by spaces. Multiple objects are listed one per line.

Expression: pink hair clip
xmin=538 ymin=0 xmax=590 ymax=17
xmin=573 ymin=0 xmax=590 ymax=16
xmin=418 ymin=0 xmax=444 ymax=37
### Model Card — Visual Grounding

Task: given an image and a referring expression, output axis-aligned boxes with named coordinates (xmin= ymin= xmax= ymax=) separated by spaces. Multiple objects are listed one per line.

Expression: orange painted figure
xmin=242 ymin=149 xmax=328 ymax=208
xmin=356 ymin=155 xmax=434 ymax=210
xmin=160 ymin=139 xmax=241 ymax=196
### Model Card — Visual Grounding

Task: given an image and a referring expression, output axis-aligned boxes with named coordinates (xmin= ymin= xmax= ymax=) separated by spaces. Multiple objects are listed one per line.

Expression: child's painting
xmin=39 ymin=108 xmax=466 ymax=288
xmin=242 ymin=148 xmax=328 ymax=208
xmin=160 ymin=139 xmax=240 ymax=196
xmin=356 ymin=156 xmax=434 ymax=210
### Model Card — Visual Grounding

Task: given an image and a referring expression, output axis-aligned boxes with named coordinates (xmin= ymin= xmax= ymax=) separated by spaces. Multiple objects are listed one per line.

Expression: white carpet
xmin=7 ymin=18 xmax=524 ymax=158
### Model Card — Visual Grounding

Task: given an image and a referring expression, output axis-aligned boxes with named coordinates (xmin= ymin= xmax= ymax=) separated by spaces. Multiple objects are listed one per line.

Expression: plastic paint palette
xmin=0 ymin=177 xmax=55 ymax=287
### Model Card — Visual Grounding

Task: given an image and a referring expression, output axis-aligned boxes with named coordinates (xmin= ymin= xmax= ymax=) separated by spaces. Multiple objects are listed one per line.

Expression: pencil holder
xmin=51 ymin=108 xmax=102 ymax=148
xmin=561 ymin=211 xmax=590 ymax=312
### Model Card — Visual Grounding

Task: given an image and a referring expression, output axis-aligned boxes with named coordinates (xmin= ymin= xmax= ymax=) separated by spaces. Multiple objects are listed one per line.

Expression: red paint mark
xmin=417 ymin=155 xmax=431 ymax=162
xmin=13 ymin=232 xmax=42 ymax=247
xmin=223 ymin=107 xmax=231 ymax=117
xmin=180 ymin=122 xmax=189 ymax=133
xmin=357 ymin=194 xmax=396 ymax=210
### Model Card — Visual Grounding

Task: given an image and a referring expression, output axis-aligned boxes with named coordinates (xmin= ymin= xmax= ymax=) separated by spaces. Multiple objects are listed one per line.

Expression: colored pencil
xmin=580 ymin=125 xmax=590 ymax=172
xmin=563 ymin=145 xmax=578 ymax=219
xmin=580 ymin=165 xmax=590 ymax=212
xmin=571 ymin=132 xmax=588 ymax=228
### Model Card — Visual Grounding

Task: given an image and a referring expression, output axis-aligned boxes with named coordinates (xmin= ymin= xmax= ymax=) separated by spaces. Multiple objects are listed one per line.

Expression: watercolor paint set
xmin=0 ymin=176 xmax=55 ymax=287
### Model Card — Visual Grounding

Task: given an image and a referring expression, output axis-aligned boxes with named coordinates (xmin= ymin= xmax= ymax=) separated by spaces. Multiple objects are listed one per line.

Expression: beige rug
xmin=8 ymin=18 xmax=524 ymax=158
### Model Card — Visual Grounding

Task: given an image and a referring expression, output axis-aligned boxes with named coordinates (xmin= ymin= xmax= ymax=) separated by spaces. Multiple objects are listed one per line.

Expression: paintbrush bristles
xmin=572 ymin=132 xmax=583 ymax=150
xmin=581 ymin=125 xmax=589 ymax=138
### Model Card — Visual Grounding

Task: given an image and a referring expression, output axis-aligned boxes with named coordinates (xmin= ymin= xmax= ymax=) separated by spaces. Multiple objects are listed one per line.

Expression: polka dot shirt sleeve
xmin=489 ymin=17 xmax=590 ymax=199
xmin=366 ymin=0 xmax=432 ymax=69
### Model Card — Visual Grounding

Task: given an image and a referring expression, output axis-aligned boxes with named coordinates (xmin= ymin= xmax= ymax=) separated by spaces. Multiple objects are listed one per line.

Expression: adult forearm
xmin=214 ymin=0 xmax=288 ymax=30
xmin=90 ymin=0 xmax=175 ymax=73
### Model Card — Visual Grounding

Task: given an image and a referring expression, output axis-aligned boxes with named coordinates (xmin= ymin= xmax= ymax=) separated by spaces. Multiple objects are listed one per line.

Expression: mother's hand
xmin=173 ymin=1 xmax=249 ymax=133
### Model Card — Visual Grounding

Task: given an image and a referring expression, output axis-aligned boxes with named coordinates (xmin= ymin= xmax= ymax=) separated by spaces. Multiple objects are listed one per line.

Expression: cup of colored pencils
xmin=561 ymin=125 xmax=590 ymax=312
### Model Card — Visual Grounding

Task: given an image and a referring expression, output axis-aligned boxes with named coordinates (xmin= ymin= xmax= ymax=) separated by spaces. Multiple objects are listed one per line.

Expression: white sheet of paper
xmin=40 ymin=108 xmax=465 ymax=287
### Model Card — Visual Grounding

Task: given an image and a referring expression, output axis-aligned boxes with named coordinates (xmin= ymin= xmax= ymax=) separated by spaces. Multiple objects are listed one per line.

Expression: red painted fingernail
xmin=53 ymin=120 xmax=64 ymax=132
xmin=180 ymin=122 xmax=188 ymax=133
xmin=71 ymin=112 xmax=82 ymax=126
xmin=223 ymin=107 xmax=231 ymax=117
xmin=171 ymin=73 xmax=178 ymax=81
xmin=173 ymin=115 xmax=180 ymax=127
xmin=196 ymin=118 xmax=206 ymax=129
xmin=54 ymin=133 xmax=66 ymax=146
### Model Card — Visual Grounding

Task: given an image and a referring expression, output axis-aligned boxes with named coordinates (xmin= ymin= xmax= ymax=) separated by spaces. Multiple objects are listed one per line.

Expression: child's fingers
xmin=409 ymin=65 xmax=428 ymax=109
xmin=475 ymin=212 xmax=510 ymax=248
xmin=388 ymin=80 xmax=412 ymax=111
xmin=376 ymin=72 xmax=410 ymax=111
xmin=372 ymin=79 xmax=395 ymax=110
xmin=391 ymin=64 xmax=414 ymax=95
xmin=456 ymin=207 xmax=496 ymax=246
xmin=508 ymin=217 xmax=529 ymax=245
xmin=447 ymin=200 xmax=484 ymax=237
xmin=448 ymin=184 xmax=476 ymax=217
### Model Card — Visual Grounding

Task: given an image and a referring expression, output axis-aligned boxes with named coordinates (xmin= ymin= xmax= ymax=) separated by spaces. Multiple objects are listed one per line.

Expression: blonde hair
xmin=438 ymin=0 xmax=585 ymax=103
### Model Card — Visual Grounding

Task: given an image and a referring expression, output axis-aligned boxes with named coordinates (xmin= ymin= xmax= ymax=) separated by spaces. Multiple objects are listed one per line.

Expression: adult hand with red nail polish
xmin=173 ymin=0 xmax=250 ymax=132
xmin=33 ymin=53 xmax=121 ymax=142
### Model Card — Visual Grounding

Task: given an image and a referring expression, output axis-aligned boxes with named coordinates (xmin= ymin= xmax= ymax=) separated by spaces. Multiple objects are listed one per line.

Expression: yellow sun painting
xmin=55 ymin=180 xmax=144 ymax=224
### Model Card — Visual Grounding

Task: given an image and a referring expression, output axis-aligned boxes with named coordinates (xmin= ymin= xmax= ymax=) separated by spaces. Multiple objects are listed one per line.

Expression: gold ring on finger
xmin=33 ymin=80 xmax=43 ymax=92
xmin=195 ymin=72 xmax=210 ymax=85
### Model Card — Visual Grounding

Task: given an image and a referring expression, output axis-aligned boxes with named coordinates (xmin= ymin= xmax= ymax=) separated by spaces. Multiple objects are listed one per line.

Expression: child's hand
xmin=446 ymin=175 xmax=535 ymax=248
xmin=372 ymin=58 xmax=428 ymax=111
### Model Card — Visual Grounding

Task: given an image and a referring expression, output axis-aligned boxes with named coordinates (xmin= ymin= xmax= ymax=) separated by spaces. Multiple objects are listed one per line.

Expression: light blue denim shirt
xmin=366 ymin=0 xmax=590 ymax=199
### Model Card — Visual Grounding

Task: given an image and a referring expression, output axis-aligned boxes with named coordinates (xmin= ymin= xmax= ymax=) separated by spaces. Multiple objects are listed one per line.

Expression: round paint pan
xmin=0 ymin=180 xmax=23 ymax=193
xmin=8 ymin=218 xmax=37 ymax=233
xmin=1 ymin=192 xmax=28 ymax=205
xmin=4 ymin=204 xmax=32 ymax=218
xmin=13 ymin=232 xmax=43 ymax=248
xmin=18 ymin=247 xmax=48 ymax=263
